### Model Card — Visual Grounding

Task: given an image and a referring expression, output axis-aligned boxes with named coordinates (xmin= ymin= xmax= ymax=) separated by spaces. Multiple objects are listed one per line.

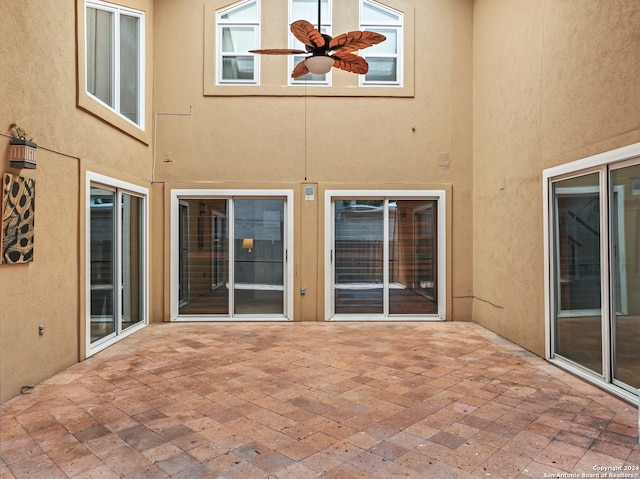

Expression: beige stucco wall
xmin=1 ymin=0 xmax=472 ymax=404
xmin=153 ymin=0 xmax=474 ymax=322
xmin=0 ymin=0 xmax=154 ymax=403
xmin=4 ymin=0 xmax=638 ymax=405
xmin=472 ymin=0 xmax=640 ymax=355
xmin=3 ymin=0 xmax=638 ymax=405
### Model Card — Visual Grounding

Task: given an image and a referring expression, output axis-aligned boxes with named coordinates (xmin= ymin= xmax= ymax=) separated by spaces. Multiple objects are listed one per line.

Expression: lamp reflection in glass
xmin=305 ymin=55 xmax=334 ymax=74
xmin=242 ymin=238 xmax=254 ymax=253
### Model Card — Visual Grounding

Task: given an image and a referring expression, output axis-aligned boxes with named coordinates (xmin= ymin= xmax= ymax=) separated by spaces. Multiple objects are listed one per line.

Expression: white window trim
xmin=359 ymin=0 xmax=403 ymax=87
xmin=542 ymin=141 xmax=640 ymax=404
xmin=85 ymin=171 xmax=149 ymax=357
xmin=216 ymin=0 xmax=260 ymax=85
xmin=85 ymin=0 xmax=145 ymax=129
xmin=324 ymin=189 xmax=446 ymax=321
xmin=170 ymin=189 xmax=294 ymax=321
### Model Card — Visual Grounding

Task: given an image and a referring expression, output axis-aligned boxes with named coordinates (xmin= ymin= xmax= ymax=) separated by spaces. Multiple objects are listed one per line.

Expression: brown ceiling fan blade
xmin=290 ymin=20 xmax=325 ymax=49
xmin=331 ymin=52 xmax=369 ymax=75
xmin=249 ymin=48 xmax=306 ymax=55
xmin=329 ymin=31 xmax=386 ymax=53
xmin=291 ymin=59 xmax=310 ymax=78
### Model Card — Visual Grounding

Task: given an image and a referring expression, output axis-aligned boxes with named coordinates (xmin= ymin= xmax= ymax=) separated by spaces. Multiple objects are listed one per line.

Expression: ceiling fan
xmin=249 ymin=1 xmax=386 ymax=78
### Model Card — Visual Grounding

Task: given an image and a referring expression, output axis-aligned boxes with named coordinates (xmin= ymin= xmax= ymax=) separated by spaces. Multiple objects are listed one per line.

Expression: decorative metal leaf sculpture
xmin=250 ymin=19 xmax=386 ymax=78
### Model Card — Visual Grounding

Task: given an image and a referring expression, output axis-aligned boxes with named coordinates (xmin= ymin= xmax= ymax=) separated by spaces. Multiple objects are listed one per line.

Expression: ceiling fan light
xmin=305 ymin=55 xmax=334 ymax=74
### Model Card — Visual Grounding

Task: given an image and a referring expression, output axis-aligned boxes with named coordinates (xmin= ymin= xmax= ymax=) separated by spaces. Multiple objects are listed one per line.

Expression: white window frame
xmin=288 ymin=0 xmax=332 ymax=86
xmin=216 ymin=0 xmax=260 ymax=85
xmin=86 ymin=172 xmax=149 ymax=357
xmin=543 ymin=141 xmax=640 ymax=403
xmin=359 ymin=0 xmax=403 ymax=87
xmin=325 ymin=190 xmax=446 ymax=321
xmin=170 ymin=189 xmax=294 ymax=321
xmin=85 ymin=0 xmax=145 ymax=129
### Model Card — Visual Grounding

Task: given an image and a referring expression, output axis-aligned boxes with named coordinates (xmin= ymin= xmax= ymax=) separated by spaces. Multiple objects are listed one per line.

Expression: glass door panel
xmin=389 ymin=200 xmax=438 ymax=315
xmin=178 ymin=199 xmax=229 ymax=315
xmin=90 ymin=187 xmax=116 ymax=343
xmin=334 ymin=200 xmax=384 ymax=314
xmin=234 ymin=199 xmax=285 ymax=315
xmin=553 ymin=173 xmax=602 ymax=374
xmin=610 ymin=164 xmax=640 ymax=389
xmin=178 ymin=201 xmax=190 ymax=307
xmin=121 ymin=193 xmax=143 ymax=331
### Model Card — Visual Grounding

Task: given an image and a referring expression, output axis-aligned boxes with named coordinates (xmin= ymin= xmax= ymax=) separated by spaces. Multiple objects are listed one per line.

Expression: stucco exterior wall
xmin=0 ymin=0 xmax=154 ymax=403
xmin=153 ymin=0 xmax=474 ymax=322
xmin=1 ymin=0 xmax=472 ymax=404
xmin=472 ymin=0 xmax=640 ymax=355
xmin=3 ymin=0 xmax=638 ymax=405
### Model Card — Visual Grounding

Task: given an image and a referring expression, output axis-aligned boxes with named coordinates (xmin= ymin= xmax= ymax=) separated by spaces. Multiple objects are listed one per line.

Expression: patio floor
xmin=1 ymin=321 xmax=639 ymax=479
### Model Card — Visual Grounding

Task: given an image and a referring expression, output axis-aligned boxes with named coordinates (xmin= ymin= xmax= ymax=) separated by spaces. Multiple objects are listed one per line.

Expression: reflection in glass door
xmin=552 ymin=173 xmax=603 ymax=374
xmin=610 ymin=164 xmax=640 ymax=390
xmin=175 ymin=195 xmax=288 ymax=319
xmin=331 ymin=196 xmax=442 ymax=319
xmin=548 ymin=159 xmax=640 ymax=398
xmin=178 ymin=199 xmax=229 ymax=315
xmin=178 ymin=201 xmax=190 ymax=307
xmin=389 ymin=200 xmax=438 ymax=315
xmin=334 ymin=200 xmax=384 ymax=314
xmin=121 ymin=193 xmax=144 ymax=331
xmin=88 ymin=178 xmax=147 ymax=352
xmin=90 ymin=187 xmax=116 ymax=343
xmin=234 ymin=199 xmax=285 ymax=314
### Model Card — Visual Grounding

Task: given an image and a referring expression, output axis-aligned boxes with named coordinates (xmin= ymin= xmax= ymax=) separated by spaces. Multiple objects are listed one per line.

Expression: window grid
xmin=217 ymin=0 xmax=259 ymax=84
xmin=85 ymin=0 xmax=144 ymax=128
xmin=360 ymin=0 xmax=402 ymax=86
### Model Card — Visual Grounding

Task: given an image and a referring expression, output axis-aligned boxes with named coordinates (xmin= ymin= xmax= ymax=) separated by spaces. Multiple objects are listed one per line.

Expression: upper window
xmin=217 ymin=0 xmax=259 ymax=84
xmin=289 ymin=0 xmax=331 ymax=85
xmin=360 ymin=0 xmax=402 ymax=85
xmin=85 ymin=1 xmax=144 ymax=127
xmin=204 ymin=0 xmax=413 ymax=96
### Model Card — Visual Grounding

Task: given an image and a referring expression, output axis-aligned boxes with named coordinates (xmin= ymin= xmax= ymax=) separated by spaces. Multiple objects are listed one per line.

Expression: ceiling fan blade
xmin=329 ymin=31 xmax=386 ymax=53
xmin=331 ymin=52 xmax=369 ymax=75
xmin=249 ymin=48 xmax=306 ymax=55
xmin=291 ymin=59 xmax=310 ymax=78
xmin=290 ymin=19 xmax=326 ymax=49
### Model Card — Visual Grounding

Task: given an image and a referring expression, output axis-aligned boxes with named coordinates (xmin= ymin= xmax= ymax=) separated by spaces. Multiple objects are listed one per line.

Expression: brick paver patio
xmin=1 ymin=321 xmax=639 ymax=478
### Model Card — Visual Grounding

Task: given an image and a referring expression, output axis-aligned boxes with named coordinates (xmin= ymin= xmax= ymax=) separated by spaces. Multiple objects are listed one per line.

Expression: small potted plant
xmin=8 ymin=123 xmax=37 ymax=169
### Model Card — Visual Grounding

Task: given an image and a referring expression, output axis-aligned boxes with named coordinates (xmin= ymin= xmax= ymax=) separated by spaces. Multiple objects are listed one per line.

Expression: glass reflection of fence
xmin=335 ymin=240 xmax=384 ymax=284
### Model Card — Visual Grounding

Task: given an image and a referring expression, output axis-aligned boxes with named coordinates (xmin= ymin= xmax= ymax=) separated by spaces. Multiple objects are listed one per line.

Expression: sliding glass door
xmin=552 ymin=174 xmax=603 ymax=374
xmin=333 ymin=200 xmax=384 ymax=314
xmin=610 ymin=163 xmax=640 ymax=390
xmin=121 ymin=193 xmax=144 ymax=331
xmin=90 ymin=187 xmax=116 ymax=342
xmin=389 ymin=200 xmax=438 ymax=315
xmin=234 ymin=199 xmax=285 ymax=315
xmin=173 ymin=192 xmax=291 ymax=320
xmin=88 ymin=174 xmax=147 ymax=354
xmin=547 ymin=157 xmax=640 ymax=398
xmin=328 ymin=192 xmax=445 ymax=320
